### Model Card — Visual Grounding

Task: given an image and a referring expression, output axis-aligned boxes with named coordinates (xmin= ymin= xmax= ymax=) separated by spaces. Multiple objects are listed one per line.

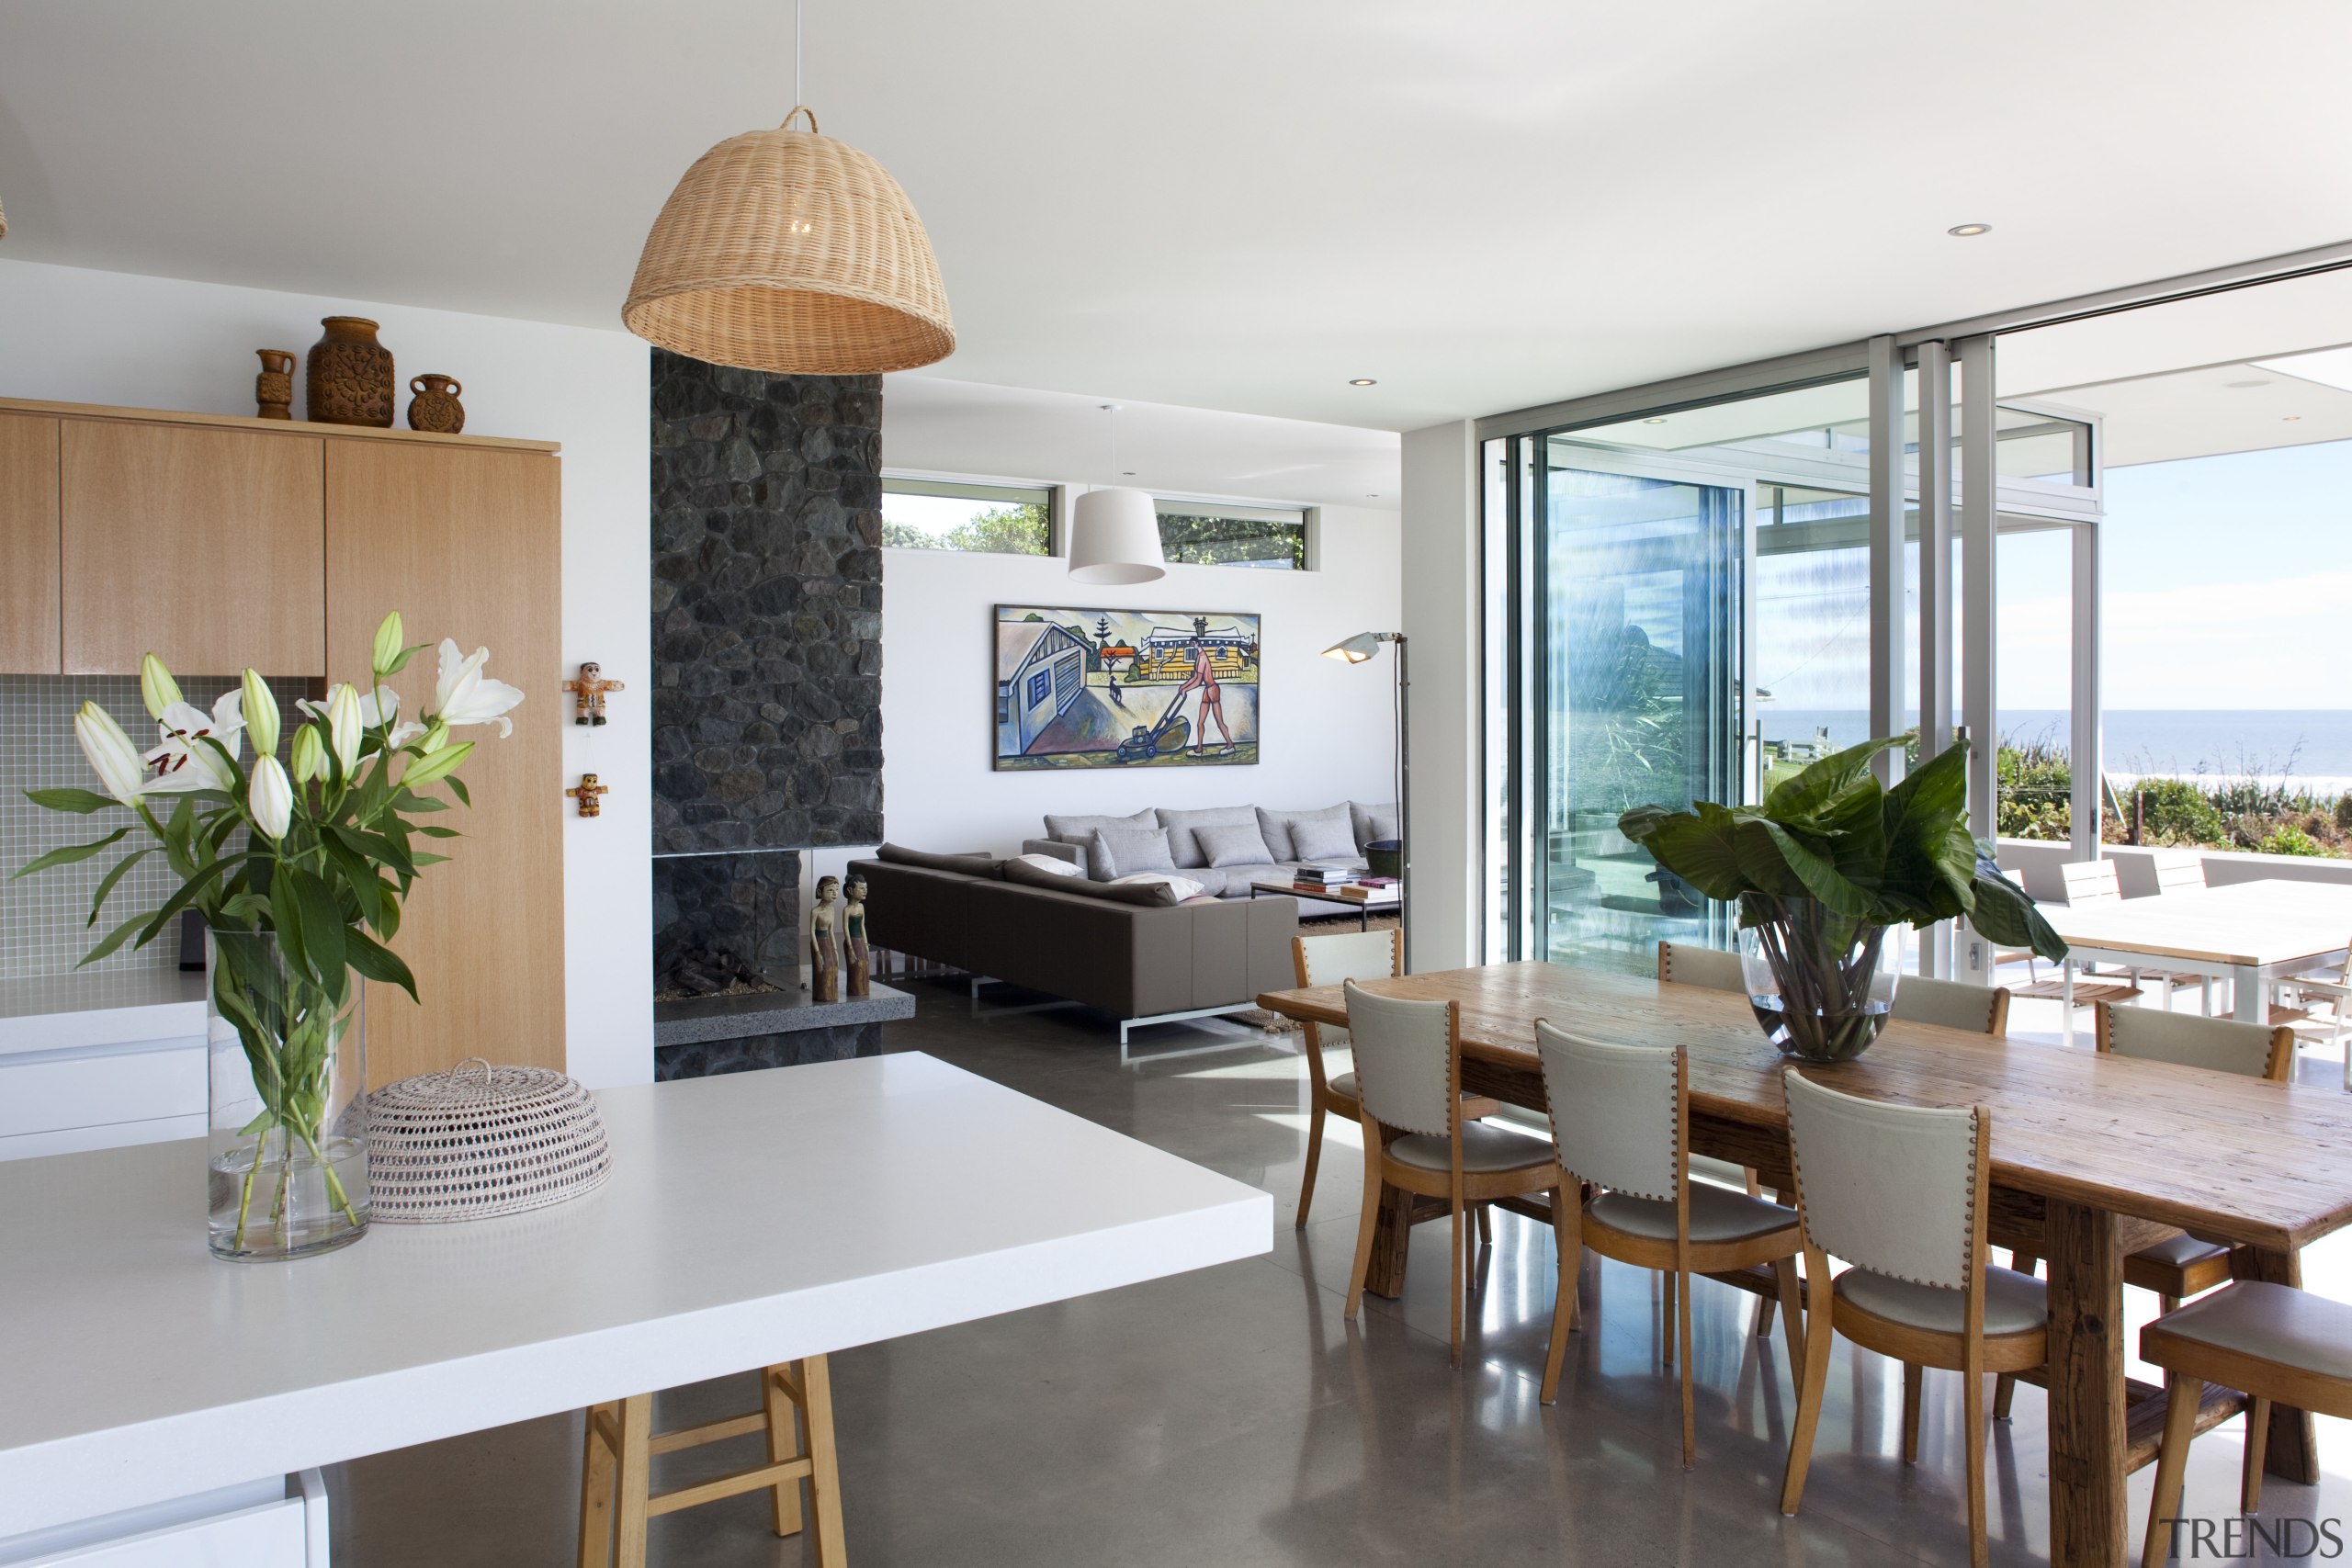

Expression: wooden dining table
xmin=1257 ymin=961 xmax=2352 ymax=1568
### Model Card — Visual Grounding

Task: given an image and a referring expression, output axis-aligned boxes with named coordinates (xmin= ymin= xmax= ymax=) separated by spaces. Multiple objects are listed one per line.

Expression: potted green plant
xmin=1619 ymin=735 xmax=2064 ymax=1061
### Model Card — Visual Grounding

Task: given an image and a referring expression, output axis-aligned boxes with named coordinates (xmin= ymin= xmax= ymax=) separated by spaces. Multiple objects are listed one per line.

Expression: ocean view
xmin=1764 ymin=708 xmax=2352 ymax=793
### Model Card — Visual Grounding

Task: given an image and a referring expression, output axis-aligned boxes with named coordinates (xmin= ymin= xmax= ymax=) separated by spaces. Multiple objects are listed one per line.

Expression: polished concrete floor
xmin=329 ymin=980 xmax=2352 ymax=1566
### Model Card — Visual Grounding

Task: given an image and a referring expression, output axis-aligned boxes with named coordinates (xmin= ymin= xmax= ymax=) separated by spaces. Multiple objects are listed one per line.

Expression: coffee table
xmin=1248 ymin=878 xmax=1399 ymax=931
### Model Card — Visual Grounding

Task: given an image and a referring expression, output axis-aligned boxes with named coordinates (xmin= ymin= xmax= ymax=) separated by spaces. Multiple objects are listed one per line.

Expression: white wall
xmin=877 ymin=502 xmax=1403 ymax=856
xmin=1398 ymin=421 xmax=1481 ymax=974
xmin=0 ymin=259 xmax=653 ymax=1088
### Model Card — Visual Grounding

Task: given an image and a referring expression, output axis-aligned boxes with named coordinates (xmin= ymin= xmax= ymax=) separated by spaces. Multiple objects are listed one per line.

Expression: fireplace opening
xmin=650 ymin=849 xmax=800 ymax=1005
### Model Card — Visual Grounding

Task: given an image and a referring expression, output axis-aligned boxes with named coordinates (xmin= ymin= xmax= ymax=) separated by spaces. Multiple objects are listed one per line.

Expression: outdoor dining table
xmin=2041 ymin=876 xmax=2352 ymax=1043
xmin=1257 ymin=960 xmax=2352 ymax=1568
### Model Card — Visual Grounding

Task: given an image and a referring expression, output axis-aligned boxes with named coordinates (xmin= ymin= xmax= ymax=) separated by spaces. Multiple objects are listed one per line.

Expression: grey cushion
xmin=1156 ymin=806 xmax=1261 ymax=870
xmin=876 ymin=843 xmax=1002 ymax=877
xmin=1388 ymin=1122 xmax=1558 ymax=1176
xmin=1836 ymin=1265 xmax=2048 ymax=1337
xmin=2132 ymin=1232 xmax=2232 ymax=1271
xmin=1044 ymin=808 xmax=1157 ymax=846
xmin=1001 ymin=856 xmax=1182 ymax=906
xmin=1328 ymin=1069 xmax=1360 ymax=1103
xmin=1197 ymin=822 xmax=1275 ymax=868
xmin=2143 ymin=1281 xmax=2352 ymax=1382
xmin=1351 ymin=801 xmax=1400 ymax=851
xmin=1257 ymin=805 xmax=1352 ymax=863
xmin=1091 ymin=825 xmax=1175 ymax=879
xmin=1587 ymin=1184 xmax=1800 ymax=1246
xmin=1290 ymin=815 xmax=1362 ymax=863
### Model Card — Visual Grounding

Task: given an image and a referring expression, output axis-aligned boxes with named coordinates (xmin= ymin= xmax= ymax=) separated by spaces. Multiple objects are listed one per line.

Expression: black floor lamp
xmin=1322 ymin=631 xmax=1408 ymax=968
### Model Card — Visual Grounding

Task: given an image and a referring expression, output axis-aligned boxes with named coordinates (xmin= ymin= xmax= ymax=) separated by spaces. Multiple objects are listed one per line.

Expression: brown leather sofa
xmin=849 ymin=855 xmax=1299 ymax=1063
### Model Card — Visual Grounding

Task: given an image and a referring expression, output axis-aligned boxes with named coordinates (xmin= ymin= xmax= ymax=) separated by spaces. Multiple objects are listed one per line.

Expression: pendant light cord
xmin=795 ymin=0 xmax=803 ymax=110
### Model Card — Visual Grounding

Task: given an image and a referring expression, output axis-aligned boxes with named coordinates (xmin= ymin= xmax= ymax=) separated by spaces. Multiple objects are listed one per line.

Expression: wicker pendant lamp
xmin=624 ymin=104 xmax=952 ymax=374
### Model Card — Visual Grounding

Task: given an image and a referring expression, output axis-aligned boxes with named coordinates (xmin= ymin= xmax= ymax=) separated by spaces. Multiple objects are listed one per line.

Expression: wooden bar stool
xmin=579 ymin=1356 xmax=845 ymax=1568
xmin=2139 ymin=1282 xmax=2352 ymax=1566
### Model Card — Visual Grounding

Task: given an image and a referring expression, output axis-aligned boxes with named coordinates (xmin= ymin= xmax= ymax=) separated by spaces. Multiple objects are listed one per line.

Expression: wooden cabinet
xmin=60 ymin=420 xmax=326 ymax=677
xmin=327 ymin=440 xmax=566 ymax=1085
xmin=0 ymin=413 xmax=61 ymax=673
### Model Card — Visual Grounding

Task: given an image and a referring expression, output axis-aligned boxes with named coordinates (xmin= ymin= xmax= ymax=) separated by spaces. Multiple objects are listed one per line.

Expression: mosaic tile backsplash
xmin=0 ymin=674 xmax=309 ymax=979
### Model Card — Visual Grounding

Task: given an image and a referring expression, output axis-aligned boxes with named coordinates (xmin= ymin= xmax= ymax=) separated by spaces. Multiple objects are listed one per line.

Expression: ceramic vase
xmin=407 ymin=373 xmax=465 ymax=434
xmin=254 ymin=349 xmax=296 ymax=420
xmin=305 ymin=316 xmax=394 ymax=427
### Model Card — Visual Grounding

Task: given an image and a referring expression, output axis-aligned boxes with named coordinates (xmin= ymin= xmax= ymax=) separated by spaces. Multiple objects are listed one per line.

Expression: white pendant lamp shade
xmin=1068 ymin=488 xmax=1166 ymax=584
xmin=623 ymin=108 xmax=954 ymax=375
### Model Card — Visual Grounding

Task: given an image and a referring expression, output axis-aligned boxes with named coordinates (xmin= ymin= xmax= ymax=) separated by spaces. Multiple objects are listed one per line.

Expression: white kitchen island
xmin=0 ymin=1053 xmax=1272 ymax=1561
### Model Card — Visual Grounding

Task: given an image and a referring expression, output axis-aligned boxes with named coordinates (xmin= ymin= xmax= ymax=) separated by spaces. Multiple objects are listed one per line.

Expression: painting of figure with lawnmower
xmin=994 ymin=605 xmax=1261 ymax=770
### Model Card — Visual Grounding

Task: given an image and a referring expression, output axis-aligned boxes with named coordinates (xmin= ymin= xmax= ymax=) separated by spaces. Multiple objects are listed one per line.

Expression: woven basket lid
xmin=623 ymin=107 xmax=954 ymax=375
xmin=368 ymin=1059 xmax=613 ymax=1224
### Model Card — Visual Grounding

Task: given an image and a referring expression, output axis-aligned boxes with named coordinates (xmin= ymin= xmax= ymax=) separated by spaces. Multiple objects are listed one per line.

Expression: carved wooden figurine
xmin=842 ymin=874 xmax=871 ymax=998
xmin=563 ymin=661 xmax=626 ymax=726
xmin=564 ymin=774 xmax=609 ymax=818
xmin=809 ymin=875 xmax=842 ymax=1003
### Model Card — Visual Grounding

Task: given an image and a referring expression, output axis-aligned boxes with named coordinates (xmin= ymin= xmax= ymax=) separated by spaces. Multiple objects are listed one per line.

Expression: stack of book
xmin=1288 ymin=868 xmax=1401 ymax=903
xmin=1292 ymin=864 xmax=1352 ymax=890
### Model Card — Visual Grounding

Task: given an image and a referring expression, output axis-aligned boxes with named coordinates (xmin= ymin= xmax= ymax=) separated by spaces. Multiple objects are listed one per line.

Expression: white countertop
xmin=0 ymin=1053 xmax=1271 ymax=1537
xmin=0 ymin=968 xmax=207 ymax=1057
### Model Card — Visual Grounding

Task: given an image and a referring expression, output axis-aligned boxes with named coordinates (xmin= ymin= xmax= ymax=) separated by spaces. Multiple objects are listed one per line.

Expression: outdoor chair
xmin=2003 ymin=859 xmax=2143 ymax=1013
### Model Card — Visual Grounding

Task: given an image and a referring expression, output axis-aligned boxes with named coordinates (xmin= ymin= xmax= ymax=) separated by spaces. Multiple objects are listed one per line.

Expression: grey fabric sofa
xmin=1019 ymin=800 xmax=1398 ymax=897
xmin=850 ymin=854 xmax=1301 ymax=1062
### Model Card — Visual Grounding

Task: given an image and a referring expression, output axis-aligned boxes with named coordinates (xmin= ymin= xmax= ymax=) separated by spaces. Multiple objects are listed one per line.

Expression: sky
xmin=1996 ymin=436 xmax=2352 ymax=710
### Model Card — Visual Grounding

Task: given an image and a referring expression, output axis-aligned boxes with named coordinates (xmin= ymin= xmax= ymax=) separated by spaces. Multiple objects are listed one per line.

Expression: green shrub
xmin=2259 ymin=824 xmax=2326 ymax=858
xmin=2134 ymin=778 xmax=2227 ymax=847
xmin=2335 ymin=793 xmax=2352 ymax=835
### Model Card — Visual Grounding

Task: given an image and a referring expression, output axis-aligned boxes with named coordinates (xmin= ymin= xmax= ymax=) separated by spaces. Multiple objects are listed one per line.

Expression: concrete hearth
xmin=651 ymin=977 xmax=915 ymax=1079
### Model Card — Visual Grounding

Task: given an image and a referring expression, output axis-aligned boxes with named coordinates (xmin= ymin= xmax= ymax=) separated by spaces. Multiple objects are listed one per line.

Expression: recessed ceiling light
xmin=2284 ymin=415 xmax=2302 ymax=422
xmin=1122 ymin=469 xmax=1136 ymax=475
xmin=2225 ymin=378 xmax=2270 ymax=389
xmin=1348 ymin=378 xmax=1377 ymax=387
xmin=1947 ymin=222 xmax=1992 ymax=237
xmin=1644 ymin=417 xmax=1669 ymax=424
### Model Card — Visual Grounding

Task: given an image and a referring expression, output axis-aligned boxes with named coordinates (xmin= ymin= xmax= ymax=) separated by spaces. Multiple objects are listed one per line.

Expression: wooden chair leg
xmin=1902 ymin=1362 xmax=1924 ymax=1464
xmin=1676 ymin=1264 xmax=1696 ymax=1471
xmin=1476 ymin=1201 xmax=1492 ymax=1247
xmin=2142 ymin=1371 xmax=2201 ymax=1568
xmin=1964 ymin=1359 xmax=1987 ymax=1568
xmin=1772 ymin=1256 xmax=1805 ymax=1381
xmin=1659 ymin=1269 xmax=1676 ymax=1368
xmin=1295 ymin=1100 xmax=1327 ymax=1230
xmin=1781 ymin=1250 xmax=1838 ymax=1516
xmin=612 ymin=1393 xmax=653 ymax=1568
xmin=797 ymin=1357 xmax=847 ymax=1568
xmin=578 ymin=1402 xmax=617 ymax=1568
xmin=1343 ymin=1122 xmax=1383 ymax=1321
xmin=1541 ymin=1188 xmax=1580 ymax=1405
xmin=1993 ymin=1373 xmax=2018 ymax=1420
xmin=763 ymin=1364 xmax=805 ymax=1537
xmin=2241 ymin=1394 xmax=2271 ymax=1515
xmin=1448 ymin=1194 xmax=1464 ymax=1368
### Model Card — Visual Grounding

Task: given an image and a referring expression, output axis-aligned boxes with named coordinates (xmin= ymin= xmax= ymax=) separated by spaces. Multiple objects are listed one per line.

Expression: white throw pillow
xmin=1110 ymin=872 xmax=1206 ymax=901
xmin=1012 ymin=852 xmax=1081 ymax=877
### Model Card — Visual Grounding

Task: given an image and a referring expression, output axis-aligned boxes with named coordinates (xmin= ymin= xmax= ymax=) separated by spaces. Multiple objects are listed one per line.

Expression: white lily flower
xmin=75 ymin=702 xmax=150 ymax=804
xmin=241 ymin=670 xmax=280 ymax=758
xmin=429 ymin=640 xmax=524 ymax=739
xmin=247 ymin=755 xmax=294 ymax=840
xmin=289 ymin=725 xmax=324 ymax=784
xmin=371 ymin=611 xmax=405 ymax=677
xmin=139 ymin=655 xmax=183 ymax=722
xmin=142 ymin=690 xmax=245 ymax=793
xmin=323 ymin=683 xmax=363 ymax=775
xmin=295 ymin=684 xmax=423 ymax=749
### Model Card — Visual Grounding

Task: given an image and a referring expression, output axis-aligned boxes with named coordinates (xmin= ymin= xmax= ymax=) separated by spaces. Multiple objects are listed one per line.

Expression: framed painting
xmin=994 ymin=605 xmax=1261 ymax=770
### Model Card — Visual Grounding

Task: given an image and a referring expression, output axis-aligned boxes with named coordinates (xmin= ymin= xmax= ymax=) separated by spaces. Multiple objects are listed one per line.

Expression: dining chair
xmin=1656 ymin=942 xmax=1768 ymax=1200
xmin=1340 ymin=981 xmax=1564 ymax=1366
xmin=1291 ymin=931 xmax=1498 ymax=1230
xmin=1994 ymin=1000 xmax=2297 ymax=1420
xmin=1532 ymin=1021 xmax=1805 ymax=1467
xmin=580 ymin=1359 xmax=844 ymax=1568
xmin=1888 ymin=975 xmax=2011 ymax=1035
xmin=1780 ymin=1071 xmax=2047 ymax=1568
xmin=2137 ymin=1282 xmax=2352 ymax=1566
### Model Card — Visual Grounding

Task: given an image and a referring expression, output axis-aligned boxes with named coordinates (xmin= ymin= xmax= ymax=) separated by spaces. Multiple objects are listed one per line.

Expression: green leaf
xmin=320 ymin=835 xmax=388 ymax=931
xmin=132 ymin=852 xmax=253 ymax=951
xmin=77 ymin=909 xmax=154 ymax=966
xmin=1878 ymin=745 xmax=1977 ymax=923
xmin=413 ymin=823 xmax=461 ymax=839
xmin=13 ymin=826 xmax=132 ymax=878
xmin=86 ymin=847 xmax=153 ymax=926
xmin=1755 ymin=821 xmax=1877 ymax=917
xmin=445 ymin=773 xmax=470 ymax=808
xmin=23 ymin=786 xmax=115 ymax=814
xmin=345 ymin=927 xmax=418 ymax=1002
xmin=286 ymin=868 xmax=347 ymax=998
xmin=1967 ymin=845 xmax=2068 ymax=962
xmin=1764 ymin=736 xmax=1901 ymax=826
xmin=1621 ymin=801 xmax=1751 ymax=902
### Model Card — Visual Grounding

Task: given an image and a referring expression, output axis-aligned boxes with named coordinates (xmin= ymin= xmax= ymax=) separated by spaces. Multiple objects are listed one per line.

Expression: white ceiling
xmin=881 ymin=377 xmax=1400 ymax=510
xmin=5 ymin=2 xmax=2352 ymax=434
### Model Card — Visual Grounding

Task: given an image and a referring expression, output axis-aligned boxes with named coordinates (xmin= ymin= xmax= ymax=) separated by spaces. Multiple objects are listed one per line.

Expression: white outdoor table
xmin=2041 ymin=878 xmax=2352 ymax=1041
xmin=0 ymin=1053 xmax=1271 ymax=1552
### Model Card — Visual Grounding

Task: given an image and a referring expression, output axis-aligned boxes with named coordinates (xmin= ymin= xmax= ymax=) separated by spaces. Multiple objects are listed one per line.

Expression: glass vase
xmin=1737 ymin=893 xmax=1903 ymax=1063
xmin=206 ymin=929 xmax=370 ymax=1260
